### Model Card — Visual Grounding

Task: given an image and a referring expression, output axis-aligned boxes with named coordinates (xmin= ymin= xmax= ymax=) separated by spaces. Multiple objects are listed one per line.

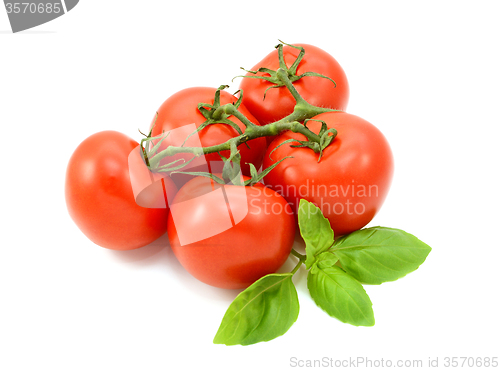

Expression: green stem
xmin=290 ymin=248 xmax=306 ymax=261
xmin=148 ymin=115 xmax=323 ymax=170
xmin=290 ymin=249 xmax=305 ymax=275
xmin=147 ymin=60 xmax=339 ymax=171
xmin=222 ymin=104 xmax=258 ymax=128
xmin=276 ymin=68 xmax=306 ymax=105
xmin=149 ymin=140 xmax=230 ymax=170
xmin=275 ymin=68 xmax=334 ymax=122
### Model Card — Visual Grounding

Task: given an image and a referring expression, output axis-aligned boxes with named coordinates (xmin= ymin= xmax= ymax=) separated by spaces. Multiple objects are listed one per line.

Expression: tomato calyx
xmin=138 ymin=124 xmax=196 ymax=173
xmin=269 ymin=119 xmax=338 ymax=162
xmin=183 ymin=85 xmax=247 ymax=144
xmin=138 ymin=114 xmax=158 ymax=168
xmin=233 ymin=41 xmax=337 ymax=100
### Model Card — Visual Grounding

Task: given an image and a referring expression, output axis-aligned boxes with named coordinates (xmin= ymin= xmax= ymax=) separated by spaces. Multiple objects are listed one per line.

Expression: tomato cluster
xmin=65 ymin=42 xmax=393 ymax=290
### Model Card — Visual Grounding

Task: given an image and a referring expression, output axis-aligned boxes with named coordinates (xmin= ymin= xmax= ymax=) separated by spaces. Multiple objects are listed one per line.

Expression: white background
xmin=1 ymin=1 xmax=499 ymax=370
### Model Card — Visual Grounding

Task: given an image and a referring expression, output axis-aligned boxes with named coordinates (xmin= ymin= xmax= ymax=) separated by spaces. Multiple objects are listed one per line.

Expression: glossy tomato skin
xmin=167 ymin=176 xmax=296 ymax=289
xmin=239 ymin=44 xmax=349 ymax=125
xmin=65 ymin=131 xmax=177 ymax=250
xmin=263 ymin=112 xmax=393 ymax=236
xmin=150 ymin=87 xmax=267 ymax=188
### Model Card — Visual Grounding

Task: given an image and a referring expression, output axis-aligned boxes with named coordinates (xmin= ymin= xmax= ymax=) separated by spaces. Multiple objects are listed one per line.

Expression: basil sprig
xmin=213 ymin=199 xmax=431 ymax=346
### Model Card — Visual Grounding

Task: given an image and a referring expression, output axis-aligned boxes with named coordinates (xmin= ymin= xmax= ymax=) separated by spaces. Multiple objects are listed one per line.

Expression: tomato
xmin=150 ymin=87 xmax=267 ymax=188
xmin=239 ymin=43 xmax=349 ymax=125
xmin=65 ymin=131 xmax=177 ymax=250
xmin=166 ymin=176 xmax=296 ymax=289
xmin=263 ymin=112 xmax=393 ymax=236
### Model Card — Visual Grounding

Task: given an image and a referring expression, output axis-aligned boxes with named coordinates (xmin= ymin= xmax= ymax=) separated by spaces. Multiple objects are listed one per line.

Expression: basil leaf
xmin=316 ymin=251 xmax=339 ymax=269
xmin=332 ymin=227 xmax=432 ymax=285
xmin=308 ymin=264 xmax=374 ymax=326
xmin=298 ymin=199 xmax=334 ymax=269
xmin=213 ymin=273 xmax=299 ymax=346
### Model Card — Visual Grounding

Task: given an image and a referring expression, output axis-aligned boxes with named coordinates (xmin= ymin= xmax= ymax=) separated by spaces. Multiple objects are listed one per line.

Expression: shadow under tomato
xmin=108 ymin=230 xmax=243 ymax=302
xmin=107 ymin=232 xmax=171 ymax=265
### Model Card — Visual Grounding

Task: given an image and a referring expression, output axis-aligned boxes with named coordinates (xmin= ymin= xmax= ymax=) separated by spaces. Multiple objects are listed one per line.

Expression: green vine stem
xmin=147 ymin=68 xmax=338 ymax=172
xmin=289 ymin=249 xmax=306 ymax=275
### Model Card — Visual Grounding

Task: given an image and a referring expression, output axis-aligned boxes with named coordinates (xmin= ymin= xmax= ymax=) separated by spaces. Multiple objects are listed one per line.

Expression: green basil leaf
xmin=213 ymin=273 xmax=299 ymax=346
xmin=308 ymin=264 xmax=374 ymax=326
xmin=316 ymin=251 xmax=339 ymax=269
xmin=332 ymin=227 xmax=432 ymax=285
xmin=298 ymin=199 xmax=334 ymax=269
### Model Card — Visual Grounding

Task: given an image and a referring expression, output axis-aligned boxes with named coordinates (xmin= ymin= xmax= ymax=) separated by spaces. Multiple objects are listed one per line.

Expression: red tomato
xmin=263 ymin=112 xmax=393 ymax=236
xmin=65 ymin=131 xmax=177 ymax=250
xmin=150 ymin=87 xmax=267 ymax=188
xmin=239 ymin=43 xmax=349 ymax=125
xmin=166 ymin=176 xmax=296 ymax=289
